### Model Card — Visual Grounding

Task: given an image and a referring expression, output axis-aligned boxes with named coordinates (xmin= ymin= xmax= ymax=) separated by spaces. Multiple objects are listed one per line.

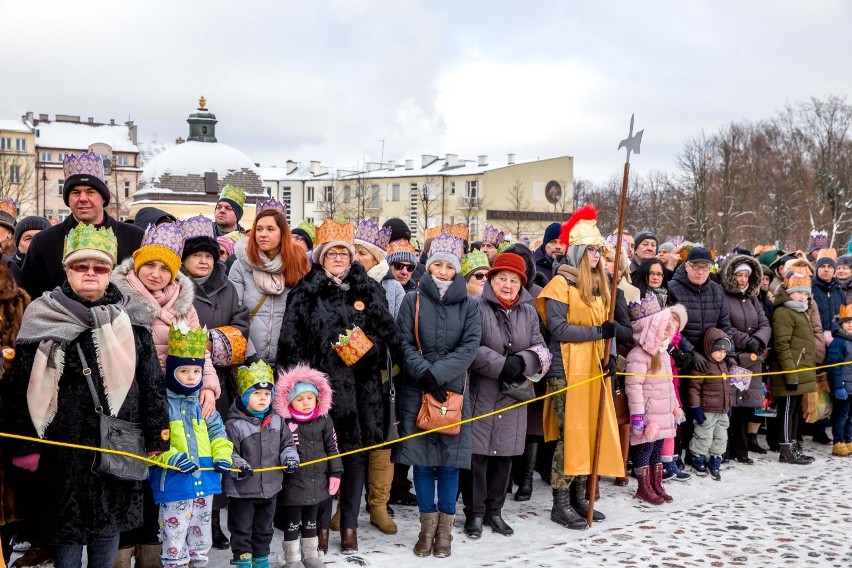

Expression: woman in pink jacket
xmin=625 ymin=296 xmax=683 ymax=506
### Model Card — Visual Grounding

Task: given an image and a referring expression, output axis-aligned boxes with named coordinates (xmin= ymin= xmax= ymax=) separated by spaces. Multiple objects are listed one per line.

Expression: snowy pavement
xmin=205 ymin=441 xmax=851 ymax=567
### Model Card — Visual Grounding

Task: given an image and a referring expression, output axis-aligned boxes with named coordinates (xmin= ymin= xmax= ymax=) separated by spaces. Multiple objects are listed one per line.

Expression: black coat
xmin=279 ymin=415 xmax=343 ymax=506
xmin=5 ymin=252 xmax=24 ymax=286
xmin=277 ymin=263 xmax=399 ymax=452
xmin=534 ymin=245 xmax=556 ymax=284
xmin=4 ymin=283 xmax=169 ymax=545
xmin=667 ymin=264 xmax=734 ymax=355
xmin=21 ymin=214 xmax=143 ymax=300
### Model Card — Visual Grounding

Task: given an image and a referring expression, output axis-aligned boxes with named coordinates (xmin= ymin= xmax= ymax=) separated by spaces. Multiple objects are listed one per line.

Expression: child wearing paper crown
xmin=625 ymin=296 xmax=683 ymax=505
xmin=271 ymin=364 xmax=343 ymax=568
xmin=826 ymin=304 xmax=852 ymax=457
xmin=223 ymin=361 xmax=300 ymax=568
xmin=149 ymin=324 xmax=235 ymax=568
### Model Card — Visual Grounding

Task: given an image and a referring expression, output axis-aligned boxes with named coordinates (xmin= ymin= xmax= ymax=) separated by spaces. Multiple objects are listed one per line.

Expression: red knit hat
xmin=487 ymin=252 xmax=528 ymax=285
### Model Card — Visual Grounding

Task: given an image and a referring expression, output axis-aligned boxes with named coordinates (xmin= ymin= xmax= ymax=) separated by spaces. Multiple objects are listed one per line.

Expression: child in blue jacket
xmin=826 ymin=304 xmax=852 ymax=457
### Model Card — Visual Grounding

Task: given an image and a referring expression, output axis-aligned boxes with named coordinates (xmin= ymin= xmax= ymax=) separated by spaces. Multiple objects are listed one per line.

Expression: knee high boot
xmin=368 ymin=450 xmax=397 ymax=534
xmin=134 ymin=544 xmax=163 ymax=568
xmin=513 ymin=442 xmax=539 ymax=501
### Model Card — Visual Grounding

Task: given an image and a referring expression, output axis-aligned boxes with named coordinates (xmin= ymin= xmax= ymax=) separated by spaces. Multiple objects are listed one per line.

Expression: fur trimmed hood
xmin=721 ymin=254 xmax=761 ymax=297
xmin=272 ymin=364 xmax=333 ymax=419
xmin=111 ymin=257 xmax=196 ymax=322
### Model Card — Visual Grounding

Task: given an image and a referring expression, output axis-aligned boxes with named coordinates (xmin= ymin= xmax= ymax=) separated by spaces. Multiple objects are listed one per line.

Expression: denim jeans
xmin=53 ymin=533 xmax=120 ymax=568
xmin=832 ymin=395 xmax=852 ymax=443
xmin=412 ymin=465 xmax=459 ymax=515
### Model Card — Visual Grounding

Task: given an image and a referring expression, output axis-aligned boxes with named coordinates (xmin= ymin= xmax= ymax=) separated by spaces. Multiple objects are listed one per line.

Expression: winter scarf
xmin=784 ymin=300 xmax=809 ymax=313
xmin=367 ymin=259 xmax=390 ymax=283
xmin=324 ymin=267 xmax=351 ymax=288
xmin=250 ymin=251 xmax=286 ymax=296
xmin=290 ymin=406 xmax=319 ymax=423
xmin=16 ymin=283 xmax=141 ymax=437
xmin=432 ymin=275 xmax=453 ymax=299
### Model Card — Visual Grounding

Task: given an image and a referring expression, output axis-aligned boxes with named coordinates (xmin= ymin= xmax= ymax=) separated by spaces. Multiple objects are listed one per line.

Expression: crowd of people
xmin=0 ymin=150 xmax=849 ymax=568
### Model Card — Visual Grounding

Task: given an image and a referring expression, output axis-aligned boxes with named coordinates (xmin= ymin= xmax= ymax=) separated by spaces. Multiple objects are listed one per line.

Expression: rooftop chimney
xmin=88 ymin=117 xmax=95 ymax=124
xmin=405 ymin=159 xmax=414 ymax=170
xmin=388 ymin=159 xmax=395 ymax=171
xmin=478 ymin=155 xmax=488 ymax=167
xmin=110 ymin=119 xmax=115 ymax=126
xmin=507 ymin=153 xmax=516 ymax=165
xmin=38 ymin=113 xmax=48 ymax=121
xmin=286 ymin=160 xmax=298 ymax=174
xmin=446 ymin=154 xmax=459 ymax=168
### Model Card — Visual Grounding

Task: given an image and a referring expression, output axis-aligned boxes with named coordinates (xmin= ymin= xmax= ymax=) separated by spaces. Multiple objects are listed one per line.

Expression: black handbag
xmin=76 ymin=344 xmax=149 ymax=482
xmin=491 ymin=304 xmax=536 ymax=403
xmin=385 ymin=350 xmax=400 ymax=442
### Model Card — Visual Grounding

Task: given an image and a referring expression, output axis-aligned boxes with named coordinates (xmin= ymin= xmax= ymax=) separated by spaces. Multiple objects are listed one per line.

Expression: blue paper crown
xmin=257 ymin=198 xmax=287 ymax=216
xmin=180 ymin=214 xmax=215 ymax=241
xmin=628 ymin=294 xmax=663 ymax=322
xmin=141 ymin=222 xmax=185 ymax=257
xmin=429 ymin=233 xmax=465 ymax=260
xmin=354 ymin=218 xmax=391 ymax=251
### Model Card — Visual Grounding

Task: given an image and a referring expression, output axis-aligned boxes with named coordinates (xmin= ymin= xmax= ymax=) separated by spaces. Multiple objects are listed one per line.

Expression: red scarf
xmin=497 ymin=294 xmax=520 ymax=310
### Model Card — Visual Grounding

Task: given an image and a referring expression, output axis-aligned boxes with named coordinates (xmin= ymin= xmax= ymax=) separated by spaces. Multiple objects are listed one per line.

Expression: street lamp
xmin=41 ymin=170 xmax=47 ymax=218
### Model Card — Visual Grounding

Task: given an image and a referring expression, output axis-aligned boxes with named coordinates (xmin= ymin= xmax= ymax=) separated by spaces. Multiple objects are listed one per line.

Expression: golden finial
xmin=198 ymin=95 xmax=207 ymax=110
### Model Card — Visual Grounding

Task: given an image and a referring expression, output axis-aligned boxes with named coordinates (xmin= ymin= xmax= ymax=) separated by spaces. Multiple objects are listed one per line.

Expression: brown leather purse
xmin=412 ymin=292 xmax=464 ymax=436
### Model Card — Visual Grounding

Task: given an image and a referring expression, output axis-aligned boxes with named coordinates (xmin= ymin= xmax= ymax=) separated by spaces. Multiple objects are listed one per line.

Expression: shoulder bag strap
xmin=249 ymin=294 xmax=269 ymax=322
xmin=386 ymin=349 xmax=396 ymax=399
xmin=76 ymin=343 xmax=104 ymax=414
xmin=414 ymin=292 xmax=422 ymax=354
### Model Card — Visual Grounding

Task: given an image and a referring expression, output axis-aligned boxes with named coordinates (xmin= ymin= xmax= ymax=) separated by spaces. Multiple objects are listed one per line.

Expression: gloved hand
xmin=727 ymin=408 xmax=733 ymax=418
xmin=673 ymin=407 xmax=685 ymax=424
xmin=498 ymin=355 xmax=525 ymax=382
xmin=354 ymin=344 xmax=379 ymax=369
xmin=419 ymin=370 xmax=448 ymax=403
xmin=667 ymin=345 xmax=694 ymax=369
xmin=785 ymin=383 xmax=798 ymax=392
xmin=601 ymin=356 xmax=617 ymax=380
xmin=630 ymin=414 xmax=646 ymax=435
xmin=169 ymin=453 xmax=199 ymax=474
xmin=283 ymin=457 xmax=300 ymax=474
xmin=835 ymin=388 xmax=849 ymax=401
xmin=692 ymin=352 xmax=710 ymax=374
xmin=12 ymin=454 xmax=39 ymax=472
xmin=237 ymin=464 xmax=254 ymax=479
xmin=213 ymin=460 xmax=233 ymax=476
xmin=328 ymin=476 xmax=341 ymax=496
xmin=746 ymin=337 xmax=763 ymax=354
xmin=725 ymin=355 xmax=739 ymax=369
xmin=599 ymin=321 xmax=616 ymax=340
xmin=692 ymin=406 xmax=706 ymax=425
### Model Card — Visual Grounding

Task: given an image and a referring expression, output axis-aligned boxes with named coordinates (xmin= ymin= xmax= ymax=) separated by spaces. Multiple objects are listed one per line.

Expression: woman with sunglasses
xmin=277 ymin=221 xmax=398 ymax=555
xmin=462 ymin=250 xmax=490 ymax=297
xmin=6 ymin=225 xmax=169 ymax=568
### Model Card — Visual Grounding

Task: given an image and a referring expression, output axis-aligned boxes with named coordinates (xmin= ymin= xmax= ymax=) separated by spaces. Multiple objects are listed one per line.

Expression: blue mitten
xmin=835 ymin=388 xmax=849 ymax=401
xmin=692 ymin=406 xmax=707 ymax=425
xmin=213 ymin=460 xmax=233 ymax=476
xmin=169 ymin=453 xmax=198 ymax=474
xmin=237 ymin=464 xmax=254 ymax=479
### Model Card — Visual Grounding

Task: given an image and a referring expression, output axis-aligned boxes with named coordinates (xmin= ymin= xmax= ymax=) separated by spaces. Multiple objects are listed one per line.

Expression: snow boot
xmin=690 ymin=454 xmax=708 ymax=476
xmin=634 ymin=466 xmax=664 ymax=505
xmin=662 ymin=459 xmax=691 ymax=481
xmin=316 ymin=529 xmax=328 ymax=555
xmin=779 ymin=443 xmax=811 ymax=465
xmin=432 ymin=512 xmax=455 ymax=558
xmin=368 ymin=449 xmax=397 ymax=534
xmin=230 ymin=554 xmax=253 ymax=568
xmin=708 ymin=455 xmax=722 ymax=481
xmin=300 ymin=537 xmax=324 ymax=568
xmin=550 ymin=488 xmax=587 ymax=530
xmin=748 ymin=433 xmax=768 ymax=454
xmin=281 ymin=540 xmax=304 ymax=568
xmin=413 ymin=512 xmax=438 ymax=557
xmin=251 ymin=556 xmax=270 ymax=568
xmin=569 ymin=478 xmax=605 ymax=521
xmin=211 ymin=509 xmax=230 ymax=550
xmin=650 ymin=463 xmax=673 ymax=502
xmin=792 ymin=441 xmax=815 ymax=463
xmin=832 ymin=442 xmax=851 ymax=457
xmin=513 ymin=442 xmax=539 ymax=501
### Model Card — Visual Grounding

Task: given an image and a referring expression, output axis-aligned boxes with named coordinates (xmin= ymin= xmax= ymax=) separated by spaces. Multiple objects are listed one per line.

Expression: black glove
xmin=746 ymin=337 xmax=763 ymax=354
xmin=599 ymin=321 xmax=616 ymax=340
xmin=667 ymin=345 xmax=694 ymax=369
xmin=692 ymin=352 xmax=710 ymax=374
xmin=498 ymin=355 xmax=525 ymax=382
xmin=419 ymin=370 xmax=448 ymax=403
xmin=785 ymin=383 xmax=798 ymax=392
xmin=601 ymin=356 xmax=617 ymax=380
xmin=237 ymin=464 xmax=254 ymax=479
xmin=353 ymin=344 xmax=379 ymax=369
xmin=725 ymin=355 xmax=739 ymax=369
xmin=283 ymin=457 xmax=300 ymax=474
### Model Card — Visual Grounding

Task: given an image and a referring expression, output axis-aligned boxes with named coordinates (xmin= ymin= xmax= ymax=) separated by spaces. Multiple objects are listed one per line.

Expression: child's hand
xmin=169 ymin=453 xmax=198 ymax=474
xmin=283 ymin=457 xmax=299 ymax=473
xmin=213 ymin=460 xmax=233 ymax=475
xmin=199 ymin=388 xmax=216 ymax=420
xmin=630 ymin=414 xmax=646 ymax=435
xmin=237 ymin=464 xmax=254 ymax=479
xmin=692 ymin=406 xmax=706 ymax=425
xmin=673 ymin=407 xmax=685 ymax=424
xmin=835 ymin=388 xmax=849 ymax=401
xmin=328 ymin=476 xmax=341 ymax=495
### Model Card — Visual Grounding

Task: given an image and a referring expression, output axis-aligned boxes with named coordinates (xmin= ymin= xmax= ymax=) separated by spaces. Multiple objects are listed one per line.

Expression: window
xmin=323 ymin=185 xmax=334 ymax=202
xmin=306 ymin=186 xmax=315 ymax=203
xmin=58 ymin=209 xmax=71 ymax=222
xmin=40 ymin=151 xmax=52 ymax=162
xmin=343 ymin=185 xmax=352 ymax=203
xmin=424 ymin=182 xmax=439 ymax=200
xmin=9 ymin=165 xmax=20 ymax=183
xmin=369 ymin=184 xmax=381 ymax=210
xmin=124 ymin=181 xmax=130 ymax=198
xmin=391 ymin=183 xmax=400 ymax=201
xmin=57 ymin=152 xmax=64 ymax=162
xmin=116 ymin=155 xmax=129 ymax=166
xmin=0 ymin=138 xmax=10 ymax=150
xmin=15 ymin=138 xmax=26 ymax=152
xmin=449 ymin=181 xmax=456 ymax=196
xmin=466 ymin=180 xmax=479 ymax=199
xmin=305 ymin=217 xmax=314 ymax=225
xmin=58 ymin=179 xmax=65 ymax=196
xmin=469 ymin=216 xmax=480 ymax=237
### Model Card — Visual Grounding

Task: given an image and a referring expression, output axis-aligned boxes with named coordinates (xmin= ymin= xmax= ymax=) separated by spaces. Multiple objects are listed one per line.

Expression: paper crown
xmin=0 ymin=198 xmax=17 ymax=217
xmin=498 ymin=239 xmax=517 ymax=253
xmin=808 ymin=230 xmax=829 ymax=252
xmin=296 ymin=220 xmax=317 ymax=243
xmin=561 ymin=204 xmax=604 ymax=248
xmin=429 ymin=233 xmax=465 ymax=260
xmin=839 ymin=304 xmax=852 ymax=322
xmin=140 ymin=222 xmax=185 ymax=258
xmin=461 ymin=250 xmax=490 ymax=276
xmin=63 ymin=224 xmax=118 ymax=264
xmin=257 ymin=198 xmax=287 ymax=216
xmin=237 ymin=361 xmax=275 ymax=396
xmin=219 ymin=184 xmax=246 ymax=208
xmin=785 ymin=270 xmax=812 ymax=294
xmin=386 ymin=238 xmax=416 ymax=255
xmin=603 ymin=232 xmax=630 ymax=255
xmin=209 ymin=326 xmax=248 ymax=367
xmin=63 ymin=150 xmax=105 ymax=182
xmin=316 ymin=219 xmax=354 ymax=246
xmin=180 ymin=214 xmax=215 ymax=241
xmin=482 ymin=225 xmax=505 ymax=246
xmin=628 ymin=294 xmax=663 ymax=322
xmin=817 ymin=247 xmax=837 ymax=261
xmin=167 ymin=323 xmax=208 ymax=360
xmin=518 ymin=237 xmax=530 ymax=248
xmin=355 ymin=218 xmax=391 ymax=251
xmin=425 ymin=223 xmax=469 ymax=241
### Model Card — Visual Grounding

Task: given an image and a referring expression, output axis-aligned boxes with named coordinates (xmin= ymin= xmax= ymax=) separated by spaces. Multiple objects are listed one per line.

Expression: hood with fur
xmin=111 ymin=257 xmax=196 ymax=321
xmin=631 ymin=308 xmax=673 ymax=355
xmin=272 ymin=363 xmax=333 ymax=419
xmin=721 ymin=254 xmax=762 ymax=297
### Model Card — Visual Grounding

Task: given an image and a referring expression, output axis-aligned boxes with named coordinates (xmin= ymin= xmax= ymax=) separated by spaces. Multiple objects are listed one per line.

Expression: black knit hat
xmin=182 ymin=236 xmax=220 ymax=261
xmin=291 ymin=227 xmax=313 ymax=250
xmin=14 ymin=216 xmax=51 ymax=248
xmin=382 ymin=218 xmax=411 ymax=243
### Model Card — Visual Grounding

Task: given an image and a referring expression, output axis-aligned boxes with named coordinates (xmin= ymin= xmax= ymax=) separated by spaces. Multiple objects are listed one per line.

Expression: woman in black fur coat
xmin=277 ymin=230 xmax=398 ymax=555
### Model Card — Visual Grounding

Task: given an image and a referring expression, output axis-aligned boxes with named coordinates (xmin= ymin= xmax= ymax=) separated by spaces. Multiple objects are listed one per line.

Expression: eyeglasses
xmin=687 ymin=262 xmax=711 ymax=272
xmin=586 ymin=247 xmax=602 ymax=255
xmin=471 ymin=272 xmax=487 ymax=281
xmin=648 ymin=271 xmax=664 ymax=278
xmin=326 ymin=252 xmax=351 ymax=259
xmin=392 ymin=262 xmax=415 ymax=272
xmin=69 ymin=263 xmax=111 ymax=275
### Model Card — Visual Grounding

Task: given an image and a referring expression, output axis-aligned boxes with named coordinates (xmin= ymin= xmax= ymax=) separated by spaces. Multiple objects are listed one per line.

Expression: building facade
xmin=0 ymin=119 xmax=37 ymax=216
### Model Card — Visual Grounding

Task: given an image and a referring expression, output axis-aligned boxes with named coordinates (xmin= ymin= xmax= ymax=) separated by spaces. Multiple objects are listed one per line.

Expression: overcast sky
xmin=2 ymin=0 xmax=850 ymax=182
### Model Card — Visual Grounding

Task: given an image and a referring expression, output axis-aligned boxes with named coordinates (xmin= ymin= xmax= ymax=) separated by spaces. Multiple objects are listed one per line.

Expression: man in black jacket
xmin=21 ymin=151 xmax=143 ymax=299
xmin=534 ymin=222 xmax=564 ymax=284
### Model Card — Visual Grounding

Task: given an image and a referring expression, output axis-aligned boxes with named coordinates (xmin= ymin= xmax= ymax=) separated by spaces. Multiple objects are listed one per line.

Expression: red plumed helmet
xmin=560 ymin=203 xmax=599 ymax=247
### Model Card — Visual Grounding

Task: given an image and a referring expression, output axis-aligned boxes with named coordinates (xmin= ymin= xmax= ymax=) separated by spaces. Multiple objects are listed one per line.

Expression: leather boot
xmin=340 ymin=528 xmax=357 ymax=555
xmin=747 ymin=433 xmax=767 ymax=454
xmin=113 ymin=546 xmax=133 ymax=568
xmin=634 ymin=466 xmax=664 ymax=505
xmin=550 ymin=488 xmax=587 ymax=529
xmin=513 ymin=442 xmax=539 ymax=501
xmin=300 ymin=537 xmax=324 ymax=568
xmin=368 ymin=450 xmax=397 ymax=534
xmin=281 ymin=540 xmax=304 ymax=568
xmin=11 ymin=549 xmax=53 ymax=568
xmin=135 ymin=544 xmax=164 ymax=568
xmin=569 ymin=478 xmax=604 ymax=522
xmin=432 ymin=512 xmax=455 ymax=558
xmin=211 ymin=509 xmax=230 ymax=550
xmin=413 ymin=512 xmax=438 ymax=557
xmin=316 ymin=529 xmax=329 ymax=555
xmin=779 ymin=443 xmax=812 ymax=465
xmin=650 ymin=463 xmax=673 ymax=502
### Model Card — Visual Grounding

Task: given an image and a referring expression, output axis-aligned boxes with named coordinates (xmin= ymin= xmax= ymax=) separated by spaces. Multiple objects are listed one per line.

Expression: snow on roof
xmin=258 ymin=164 xmax=337 ymax=182
xmin=0 ymin=119 xmax=31 ymax=133
xmin=336 ymin=156 xmax=536 ymax=180
xmin=138 ymin=140 xmax=174 ymax=166
xmin=35 ymin=121 xmax=138 ymax=152
xmin=140 ymin=141 xmax=260 ymax=186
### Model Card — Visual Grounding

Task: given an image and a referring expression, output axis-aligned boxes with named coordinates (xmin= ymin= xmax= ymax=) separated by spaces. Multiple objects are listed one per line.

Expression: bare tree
xmin=417 ymin=176 xmax=444 ymax=239
xmin=504 ymin=179 xmax=535 ymax=239
xmin=0 ymin=152 xmax=36 ymax=213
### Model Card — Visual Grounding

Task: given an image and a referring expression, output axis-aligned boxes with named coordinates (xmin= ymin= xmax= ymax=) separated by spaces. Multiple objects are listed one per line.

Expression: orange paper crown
xmin=315 ymin=219 xmax=354 ymax=246
xmin=387 ymin=239 xmax=416 ymax=254
xmin=424 ymin=226 xmax=441 ymax=240
xmin=425 ymin=223 xmax=469 ymax=241
xmin=840 ymin=304 xmax=852 ymax=321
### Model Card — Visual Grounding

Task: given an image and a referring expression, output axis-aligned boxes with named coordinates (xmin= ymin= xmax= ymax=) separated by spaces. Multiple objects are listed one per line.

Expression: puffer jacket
xmin=469 ymin=285 xmax=545 ymax=457
xmin=812 ymin=276 xmax=843 ymax=333
xmin=826 ymin=333 xmax=852 ymax=395
xmin=112 ymin=259 xmax=220 ymax=397
xmin=228 ymin=239 xmax=292 ymax=364
xmin=687 ymin=328 xmax=733 ymax=413
xmin=625 ymin=340 xmax=679 ymax=445
xmin=667 ymin=264 xmax=734 ymax=355
xmin=770 ymin=288 xmax=818 ymax=396
xmin=721 ymin=255 xmax=772 ymax=407
xmin=223 ymin=405 xmax=298 ymax=500
xmin=366 ymin=260 xmax=405 ymax=318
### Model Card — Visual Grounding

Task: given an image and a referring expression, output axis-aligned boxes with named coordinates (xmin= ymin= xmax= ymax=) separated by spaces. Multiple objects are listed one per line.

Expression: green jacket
xmin=770 ymin=288 xmax=818 ymax=396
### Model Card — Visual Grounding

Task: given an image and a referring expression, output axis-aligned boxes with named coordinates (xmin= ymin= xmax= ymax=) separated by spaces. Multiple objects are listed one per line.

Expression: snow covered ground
xmin=207 ymin=441 xmax=851 ymax=567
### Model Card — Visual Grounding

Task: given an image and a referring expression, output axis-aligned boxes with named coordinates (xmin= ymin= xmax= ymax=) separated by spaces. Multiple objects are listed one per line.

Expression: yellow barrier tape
xmin=615 ymin=358 xmax=849 ymax=379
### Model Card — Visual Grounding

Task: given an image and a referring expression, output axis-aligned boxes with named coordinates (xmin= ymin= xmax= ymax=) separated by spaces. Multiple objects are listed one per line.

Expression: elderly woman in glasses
xmin=277 ymin=221 xmax=399 ymax=555
xmin=5 ymin=225 xmax=169 ymax=568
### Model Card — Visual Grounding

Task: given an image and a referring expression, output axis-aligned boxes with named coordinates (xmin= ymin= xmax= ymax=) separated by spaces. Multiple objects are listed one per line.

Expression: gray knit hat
xmin=13 ymin=216 xmax=51 ymax=247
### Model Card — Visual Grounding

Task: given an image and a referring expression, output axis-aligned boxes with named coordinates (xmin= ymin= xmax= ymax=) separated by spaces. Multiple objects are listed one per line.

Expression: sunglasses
xmin=392 ymin=262 xmax=415 ymax=272
xmin=471 ymin=272 xmax=487 ymax=281
xmin=69 ymin=263 xmax=111 ymax=275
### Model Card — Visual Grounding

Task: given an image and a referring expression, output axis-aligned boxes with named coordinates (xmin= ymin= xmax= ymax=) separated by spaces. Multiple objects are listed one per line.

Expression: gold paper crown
xmin=167 ymin=323 xmax=208 ymax=359
xmin=785 ymin=271 xmax=812 ymax=294
xmin=315 ymin=219 xmax=354 ymax=246
xmin=426 ymin=223 xmax=469 ymax=241
xmin=62 ymin=224 xmax=117 ymax=264
xmin=0 ymin=199 xmax=16 ymax=217
xmin=386 ymin=239 xmax=416 ymax=254
xmin=237 ymin=361 xmax=275 ymax=395
xmin=839 ymin=304 xmax=852 ymax=321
